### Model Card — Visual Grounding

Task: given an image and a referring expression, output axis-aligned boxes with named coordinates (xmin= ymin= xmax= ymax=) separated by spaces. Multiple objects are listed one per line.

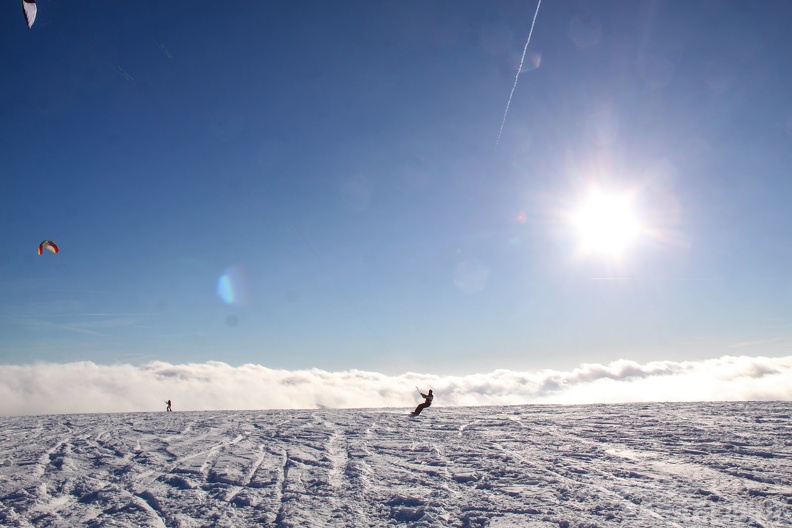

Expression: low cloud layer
xmin=0 ymin=355 xmax=790 ymax=416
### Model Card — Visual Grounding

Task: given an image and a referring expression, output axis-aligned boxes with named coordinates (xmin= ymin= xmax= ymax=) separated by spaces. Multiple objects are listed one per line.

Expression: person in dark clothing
xmin=166 ymin=399 xmax=172 ymax=412
xmin=411 ymin=390 xmax=433 ymax=416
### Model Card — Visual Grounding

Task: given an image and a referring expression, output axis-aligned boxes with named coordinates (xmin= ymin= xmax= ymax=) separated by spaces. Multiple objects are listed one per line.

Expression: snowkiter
xmin=411 ymin=390 xmax=433 ymax=416
xmin=166 ymin=400 xmax=172 ymax=412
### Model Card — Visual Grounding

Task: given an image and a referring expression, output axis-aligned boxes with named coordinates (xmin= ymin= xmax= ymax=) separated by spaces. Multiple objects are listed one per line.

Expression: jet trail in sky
xmin=496 ymin=0 xmax=543 ymax=147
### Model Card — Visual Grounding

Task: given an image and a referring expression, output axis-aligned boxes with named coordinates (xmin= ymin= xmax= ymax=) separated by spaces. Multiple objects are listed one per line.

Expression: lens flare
xmin=454 ymin=260 xmax=490 ymax=294
xmin=216 ymin=265 xmax=250 ymax=306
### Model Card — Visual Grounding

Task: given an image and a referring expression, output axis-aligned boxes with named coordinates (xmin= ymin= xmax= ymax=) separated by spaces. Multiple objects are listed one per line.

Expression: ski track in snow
xmin=0 ymin=402 xmax=790 ymax=527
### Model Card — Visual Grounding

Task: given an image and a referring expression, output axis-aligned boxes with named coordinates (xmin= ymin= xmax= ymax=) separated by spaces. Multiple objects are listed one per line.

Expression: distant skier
xmin=166 ymin=400 xmax=172 ymax=412
xmin=411 ymin=389 xmax=433 ymax=416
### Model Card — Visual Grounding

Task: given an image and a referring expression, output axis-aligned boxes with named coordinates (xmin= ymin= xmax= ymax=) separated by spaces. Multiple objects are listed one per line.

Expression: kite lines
xmin=496 ymin=0 xmax=543 ymax=147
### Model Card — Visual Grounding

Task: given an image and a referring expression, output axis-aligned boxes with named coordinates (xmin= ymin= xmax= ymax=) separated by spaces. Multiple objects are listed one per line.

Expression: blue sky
xmin=3 ymin=0 xmax=792 ymax=379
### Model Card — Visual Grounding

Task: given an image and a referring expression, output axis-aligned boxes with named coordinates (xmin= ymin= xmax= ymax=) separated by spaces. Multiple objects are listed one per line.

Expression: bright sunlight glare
xmin=572 ymin=191 xmax=642 ymax=259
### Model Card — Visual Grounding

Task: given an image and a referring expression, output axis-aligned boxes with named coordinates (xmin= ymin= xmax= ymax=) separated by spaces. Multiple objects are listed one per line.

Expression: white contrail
xmin=496 ymin=0 xmax=543 ymax=146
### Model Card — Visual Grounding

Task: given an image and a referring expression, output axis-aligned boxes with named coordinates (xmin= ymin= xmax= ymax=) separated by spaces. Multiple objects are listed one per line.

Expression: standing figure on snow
xmin=166 ymin=399 xmax=172 ymax=412
xmin=411 ymin=389 xmax=433 ymax=416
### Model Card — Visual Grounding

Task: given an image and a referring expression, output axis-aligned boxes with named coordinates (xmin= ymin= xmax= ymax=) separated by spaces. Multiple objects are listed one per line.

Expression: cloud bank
xmin=0 ymin=355 xmax=790 ymax=416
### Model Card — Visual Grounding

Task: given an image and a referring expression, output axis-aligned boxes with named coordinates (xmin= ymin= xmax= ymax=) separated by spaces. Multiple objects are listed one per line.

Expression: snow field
xmin=0 ymin=402 xmax=789 ymax=527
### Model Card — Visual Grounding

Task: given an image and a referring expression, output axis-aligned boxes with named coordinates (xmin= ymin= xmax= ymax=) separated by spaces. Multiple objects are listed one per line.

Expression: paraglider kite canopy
xmin=38 ymin=240 xmax=58 ymax=255
xmin=22 ymin=0 xmax=37 ymax=29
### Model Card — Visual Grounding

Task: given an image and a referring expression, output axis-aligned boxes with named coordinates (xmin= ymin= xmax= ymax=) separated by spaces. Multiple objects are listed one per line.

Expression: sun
xmin=571 ymin=190 xmax=642 ymax=259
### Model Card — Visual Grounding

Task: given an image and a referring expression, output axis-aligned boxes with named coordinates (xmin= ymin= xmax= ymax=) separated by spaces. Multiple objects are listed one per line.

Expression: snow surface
xmin=0 ymin=402 xmax=790 ymax=527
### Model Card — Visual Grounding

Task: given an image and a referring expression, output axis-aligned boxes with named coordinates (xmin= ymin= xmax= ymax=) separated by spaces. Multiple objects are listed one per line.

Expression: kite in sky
xmin=37 ymin=240 xmax=58 ymax=255
xmin=22 ymin=0 xmax=37 ymax=29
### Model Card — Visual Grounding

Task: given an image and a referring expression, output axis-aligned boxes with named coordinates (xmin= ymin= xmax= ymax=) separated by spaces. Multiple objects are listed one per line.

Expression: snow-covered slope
xmin=0 ymin=402 xmax=789 ymax=527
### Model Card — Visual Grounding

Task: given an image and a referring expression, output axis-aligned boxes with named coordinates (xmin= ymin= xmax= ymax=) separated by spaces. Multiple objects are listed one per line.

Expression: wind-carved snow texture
xmin=0 ymin=402 xmax=790 ymax=527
